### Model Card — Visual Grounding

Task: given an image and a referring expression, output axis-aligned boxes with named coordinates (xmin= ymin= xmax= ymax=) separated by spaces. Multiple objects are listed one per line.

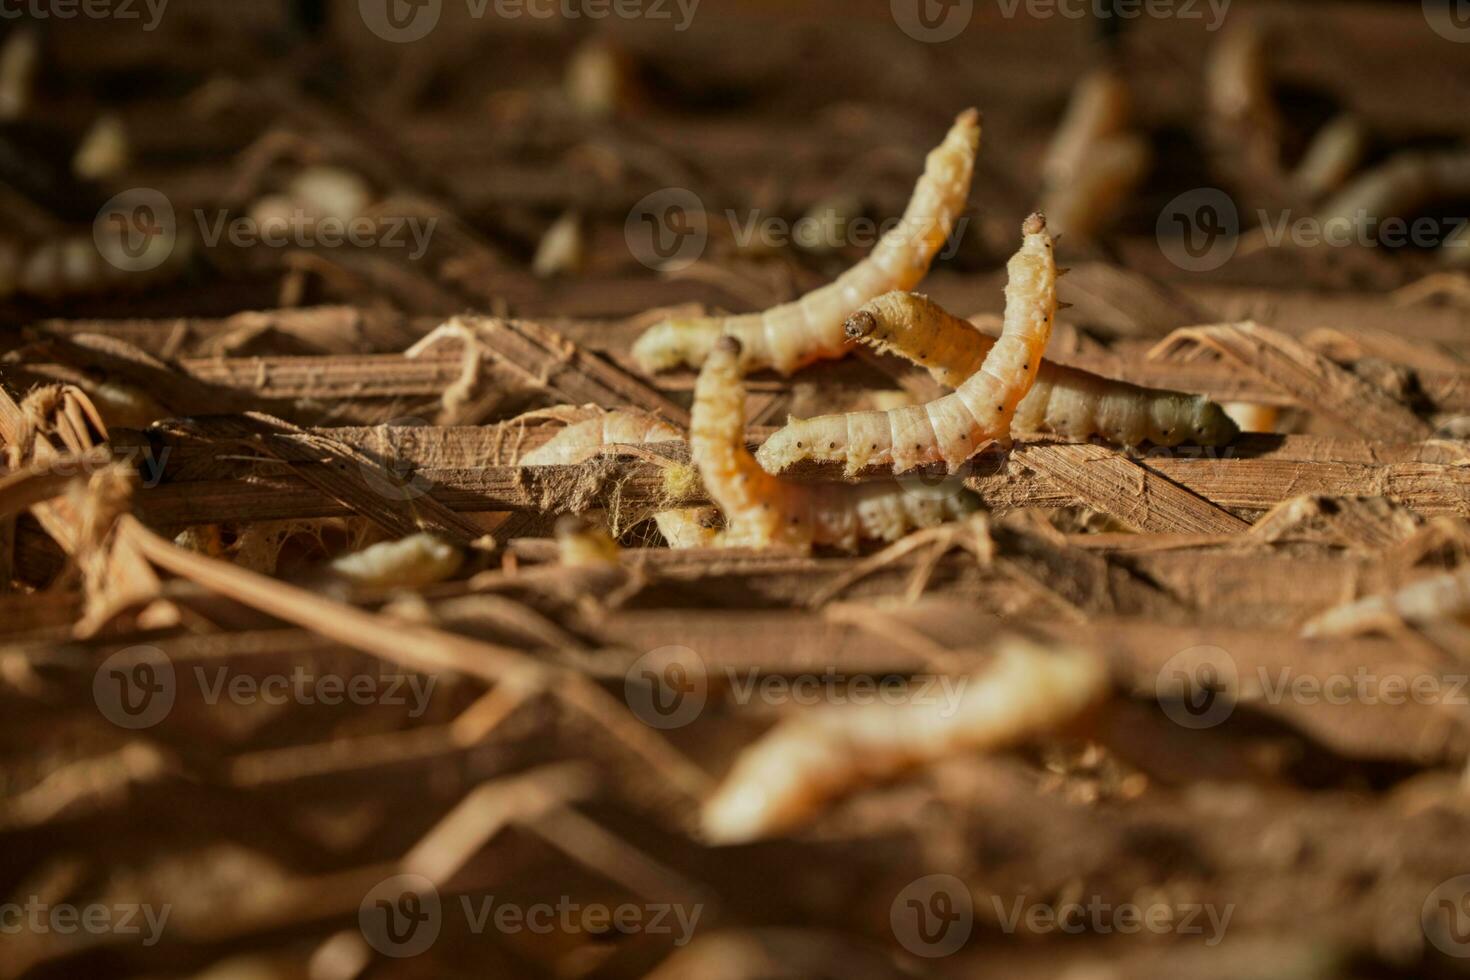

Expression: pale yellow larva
xmin=701 ymin=639 xmax=1108 ymax=844
xmin=632 ymin=109 xmax=980 ymax=376
xmin=1038 ymin=67 xmax=1149 ymax=241
xmin=691 ymin=337 xmax=976 ymax=552
xmin=1315 ymin=149 xmax=1470 ymax=240
xmin=757 ymin=214 xmax=1057 ymax=477
xmin=518 ymin=409 xmax=719 ymax=549
xmin=846 ymin=291 xmax=1238 ymax=448
xmin=327 ymin=532 xmax=463 ymax=589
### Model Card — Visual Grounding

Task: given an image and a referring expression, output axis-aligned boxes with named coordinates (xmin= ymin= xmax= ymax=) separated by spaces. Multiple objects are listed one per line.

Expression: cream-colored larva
xmin=757 ymin=214 xmax=1057 ymax=477
xmin=1038 ymin=68 xmax=1149 ymax=241
xmin=692 ymin=337 xmax=977 ymax=551
xmin=555 ymin=515 xmax=622 ymax=566
xmin=1040 ymin=135 xmax=1150 ymax=242
xmin=518 ymin=409 xmax=719 ymax=549
xmin=327 ymin=532 xmax=463 ymax=589
xmin=1206 ymin=20 xmax=1281 ymax=176
xmin=1316 ymin=149 xmax=1470 ymax=240
xmin=73 ymin=114 xmax=129 ymax=181
xmin=1290 ymin=113 xmax=1367 ymax=201
xmin=0 ymin=28 xmax=39 ymax=121
xmin=531 ymin=210 xmax=585 ymax=278
xmin=1301 ymin=565 xmax=1470 ymax=638
xmin=701 ymin=639 xmax=1108 ymax=844
xmin=1041 ymin=68 xmax=1132 ymax=188
xmin=845 ymin=291 xmax=1239 ymax=448
xmin=631 ymin=109 xmax=980 ymax=376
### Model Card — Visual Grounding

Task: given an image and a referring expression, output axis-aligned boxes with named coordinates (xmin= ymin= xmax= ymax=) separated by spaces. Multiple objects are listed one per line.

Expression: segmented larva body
xmin=1316 ymin=149 xmax=1470 ymax=235
xmin=1290 ymin=113 xmax=1367 ymax=201
xmin=692 ymin=338 xmax=976 ymax=551
xmin=1040 ymin=134 xmax=1150 ymax=242
xmin=328 ymin=533 xmax=463 ymax=589
xmin=757 ymin=214 xmax=1057 ymax=477
xmin=701 ymin=640 xmax=1108 ymax=844
xmin=1041 ymin=68 xmax=1132 ymax=188
xmin=631 ymin=109 xmax=980 ymax=376
xmin=519 ymin=410 xmax=718 ymax=549
xmin=847 ymin=291 xmax=1239 ymax=448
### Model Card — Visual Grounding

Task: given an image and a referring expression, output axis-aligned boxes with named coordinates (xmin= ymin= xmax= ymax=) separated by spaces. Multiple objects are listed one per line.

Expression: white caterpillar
xmin=519 ymin=410 xmax=719 ymax=549
xmin=1039 ymin=68 xmax=1150 ymax=241
xmin=692 ymin=337 xmax=977 ymax=551
xmin=631 ymin=109 xmax=980 ymax=376
xmin=701 ymin=639 xmax=1108 ymax=843
xmin=846 ymin=291 xmax=1239 ymax=447
xmin=757 ymin=214 xmax=1057 ymax=477
xmin=327 ymin=533 xmax=463 ymax=589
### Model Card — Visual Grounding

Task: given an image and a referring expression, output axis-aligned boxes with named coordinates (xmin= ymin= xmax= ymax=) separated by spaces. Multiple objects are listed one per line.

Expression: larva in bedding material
xmin=692 ymin=337 xmax=977 ymax=551
xmin=1038 ymin=68 xmax=1149 ymax=241
xmin=0 ymin=231 xmax=189 ymax=299
xmin=518 ymin=410 xmax=719 ymax=549
xmin=631 ymin=109 xmax=980 ymax=376
xmin=1315 ymin=149 xmax=1470 ymax=239
xmin=756 ymin=214 xmax=1057 ymax=477
xmin=846 ymin=291 xmax=1239 ymax=448
xmin=701 ymin=639 xmax=1108 ymax=844
xmin=328 ymin=533 xmax=463 ymax=589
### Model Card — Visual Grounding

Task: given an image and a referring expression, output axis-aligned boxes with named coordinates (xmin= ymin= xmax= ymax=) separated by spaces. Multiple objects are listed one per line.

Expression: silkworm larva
xmin=1301 ymin=565 xmax=1470 ymax=638
xmin=756 ymin=214 xmax=1057 ymax=477
xmin=845 ymin=291 xmax=1239 ymax=448
xmin=0 ymin=28 xmax=39 ymax=121
xmin=328 ymin=533 xmax=463 ymax=589
xmin=1290 ymin=113 xmax=1367 ymax=201
xmin=519 ymin=410 xmax=719 ymax=549
xmin=1040 ymin=134 xmax=1150 ymax=242
xmin=631 ymin=109 xmax=980 ymax=376
xmin=701 ymin=639 xmax=1108 ymax=844
xmin=555 ymin=515 xmax=622 ymax=566
xmin=1206 ymin=20 xmax=1280 ymax=163
xmin=1315 ymin=149 xmax=1470 ymax=242
xmin=692 ymin=337 xmax=977 ymax=551
xmin=1041 ymin=67 xmax=1132 ymax=188
xmin=73 ymin=114 xmax=129 ymax=181
xmin=531 ymin=210 xmax=585 ymax=278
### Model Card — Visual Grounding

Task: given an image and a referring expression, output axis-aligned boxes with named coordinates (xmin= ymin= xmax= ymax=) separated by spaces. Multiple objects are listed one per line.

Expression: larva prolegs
xmin=632 ymin=109 xmax=980 ymax=376
xmin=758 ymin=214 xmax=1057 ymax=476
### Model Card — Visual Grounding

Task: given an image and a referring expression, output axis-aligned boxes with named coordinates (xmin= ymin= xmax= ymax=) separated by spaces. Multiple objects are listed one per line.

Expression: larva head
xmin=631 ymin=317 xmax=723 ymax=373
xmin=1190 ymin=397 xmax=1241 ymax=447
xmin=844 ymin=310 xmax=878 ymax=341
xmin=1022 ymin=211 xmax=1047 ymax=238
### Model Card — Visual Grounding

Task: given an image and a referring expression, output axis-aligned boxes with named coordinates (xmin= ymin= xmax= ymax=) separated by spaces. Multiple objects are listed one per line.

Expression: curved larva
xmin=328 ymin=532 xmax=463 ymax=589
xmin=631 ymin=109 xmax=980 ymax=376
xmin=1290 ymin=113 xmax=1367 ymax=201
xmin=1040 ymin=134 xmax=1150 ymax=242
xmin=846 ymin=291 xmax=1238 ymax=448
xmin=757 ymin=214 xmax=1057 ymax=477
xmin=1041 ymin=68 xmax=1132 ymax=188
xmin=1301 ymin=566 xmax=1470 ymax=639
xmin=701 ymin=639 xmax=1108 ymax=844
xmin=1316 ymin=149 xmax=1470 ymax=237
xmin=692 ymin=337 xmax=977 ymax=552
xmin=519 ymin=409 xmax=718 ymax=549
